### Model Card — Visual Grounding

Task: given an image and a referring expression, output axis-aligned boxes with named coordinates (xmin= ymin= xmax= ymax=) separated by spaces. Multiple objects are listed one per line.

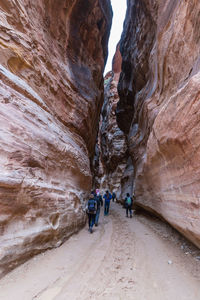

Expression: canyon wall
xmin=96 ymin=45 xmax=130 ymax=201
xmin=117 ymin=0 xmax=200 ymax=247
xmin=0 ymin=0 xmax=112 ymax=275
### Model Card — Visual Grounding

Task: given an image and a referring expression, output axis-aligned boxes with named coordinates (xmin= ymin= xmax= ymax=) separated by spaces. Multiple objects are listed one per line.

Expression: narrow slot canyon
xmin=0 ymin=0 xmax=200 ymax=299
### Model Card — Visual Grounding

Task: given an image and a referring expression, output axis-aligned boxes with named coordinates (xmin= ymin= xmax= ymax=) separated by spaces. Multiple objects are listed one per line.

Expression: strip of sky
xmin=104 ymin=0 xmax=127 ymax=74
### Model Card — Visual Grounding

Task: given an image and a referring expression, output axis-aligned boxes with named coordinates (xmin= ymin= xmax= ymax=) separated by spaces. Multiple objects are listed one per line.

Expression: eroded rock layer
xmin=0 ymin=0 xmax=112 ymax=275
xmin=118 ymin=0 xmax=200 ymax=247
xmin=96 ymin=45 xmax=129 ymax=201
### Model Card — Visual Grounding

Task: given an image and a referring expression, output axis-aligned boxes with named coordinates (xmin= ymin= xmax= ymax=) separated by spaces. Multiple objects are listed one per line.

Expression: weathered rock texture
xmin=0 ymin=0 xmax=112 ymax=275
xmin=117 ymin=0 xmax=200 ymax=247
xmin=96 ymin=45 xmax=129 ymax=200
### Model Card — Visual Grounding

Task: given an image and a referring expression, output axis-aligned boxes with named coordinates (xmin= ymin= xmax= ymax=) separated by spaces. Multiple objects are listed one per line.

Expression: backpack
xmin=88 ymin=199 xmax=96 ymax=213
xmin=126 ymin=197 xmax=132 ymax=206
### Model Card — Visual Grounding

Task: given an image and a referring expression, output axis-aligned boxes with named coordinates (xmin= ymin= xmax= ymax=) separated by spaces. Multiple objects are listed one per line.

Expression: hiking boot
xmin=89 ymin=227 xmax=93 ymax=233
xmin=95 ymin=223 xmax=98 ymax=227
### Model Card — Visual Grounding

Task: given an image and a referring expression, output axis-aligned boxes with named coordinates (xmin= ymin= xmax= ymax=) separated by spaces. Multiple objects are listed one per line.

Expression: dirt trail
xmin=1 ymin=203 xmax=200 ymax=300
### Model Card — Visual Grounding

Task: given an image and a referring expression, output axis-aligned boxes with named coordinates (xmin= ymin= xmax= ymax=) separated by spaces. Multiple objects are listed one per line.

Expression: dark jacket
xmin=95 ymin=195 xmax=103 ymax=209
xmin=112 ymin=192 xmax=116 ymax=199
xmin=103 ymin=193 xmax=112 ymax=202
xmin=125 ymin=196 xmax=133 ymax=208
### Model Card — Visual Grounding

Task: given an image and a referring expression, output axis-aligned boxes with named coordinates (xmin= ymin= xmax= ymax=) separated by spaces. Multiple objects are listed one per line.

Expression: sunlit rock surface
xmin=97 ymin=45 xmax=128 ymax=201
xmin=0 ymin=0 xmax=112 ymax=275
xmin=117 ymin=0 xmax=200 ymax=247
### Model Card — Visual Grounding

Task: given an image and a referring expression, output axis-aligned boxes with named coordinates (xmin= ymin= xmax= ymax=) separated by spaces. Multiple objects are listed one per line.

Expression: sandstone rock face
xmin=97 ymin=45 xmax=128 ymax=201
xmin=120 ymin=157 xmax=134 ymax=201
xmin=0 ymin=0 xmax=112 ymax=275
xmin=118 ymin=0 xmax=200 ymax=247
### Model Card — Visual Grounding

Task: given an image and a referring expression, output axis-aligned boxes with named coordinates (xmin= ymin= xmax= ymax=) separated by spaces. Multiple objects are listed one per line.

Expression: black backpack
xmin=88 ymin=199 xmax=96 ymax=213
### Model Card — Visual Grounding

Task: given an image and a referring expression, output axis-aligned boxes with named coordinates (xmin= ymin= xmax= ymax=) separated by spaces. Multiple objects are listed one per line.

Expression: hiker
xmin=87 ymin=193 xmax=97 ymax=233
xmin=103 ymin=190 xmax=112 ymax=215
xmin=95 ymin=190 xmax=103 ymax=226
xmin=112 ymin=191 xmax=116 ymax=202
xmin=125 ymin=193 xmax=133 ymax=218
xmin=91 ymin=190 xmax=96 ymax=197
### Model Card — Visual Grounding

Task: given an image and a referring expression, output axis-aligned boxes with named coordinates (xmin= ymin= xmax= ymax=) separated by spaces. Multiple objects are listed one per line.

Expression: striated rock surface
xmin=118 ymin=0 xmax=200 ymax=247
xmin=97 ymin=45 xmax=128 ymax=200
xmin=0 ymin=0 xmax=112 ymax=275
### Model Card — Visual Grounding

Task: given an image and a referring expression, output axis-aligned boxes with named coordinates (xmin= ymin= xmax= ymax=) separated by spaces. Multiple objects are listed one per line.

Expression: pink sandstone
xmin=117 ymin=0 xmax=200 ymax=247
xmin=0 ymin=0 xmax=112 ymax=276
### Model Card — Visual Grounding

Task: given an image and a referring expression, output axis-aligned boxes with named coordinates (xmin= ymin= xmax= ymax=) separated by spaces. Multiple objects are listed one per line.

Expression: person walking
xmin=103 ymin=190 xmax=112 ymax=216
xmin=87 ymin=193 xmax=97 ymax=233
xmin=125 ymin=193 xmax=133 ymax=218
xmin=112 ymin=191 xmax=116 ymax=202
xmin=95 ymin=190 xmax=103 ymax=226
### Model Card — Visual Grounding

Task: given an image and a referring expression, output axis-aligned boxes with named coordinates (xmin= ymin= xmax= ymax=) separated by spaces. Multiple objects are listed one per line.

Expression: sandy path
xmin=0 ymin=203 xmax=200 ymax=300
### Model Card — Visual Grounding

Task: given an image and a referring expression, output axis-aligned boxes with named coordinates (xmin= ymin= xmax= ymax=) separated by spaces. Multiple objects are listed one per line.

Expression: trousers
xmin=95 ymin=208 xmax=100 ymax=225
xmin=104 ymin=201 xmax=110 ymax=215
xmin=88 ymin=213 xmax=96 ymax=228
xmin=126 ymin=206 xmax=132 ymax=217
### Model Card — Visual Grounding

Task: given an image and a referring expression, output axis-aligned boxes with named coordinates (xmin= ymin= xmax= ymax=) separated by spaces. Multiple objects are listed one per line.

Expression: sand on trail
xmin=0 ymin=203 xmax=200 ymax=300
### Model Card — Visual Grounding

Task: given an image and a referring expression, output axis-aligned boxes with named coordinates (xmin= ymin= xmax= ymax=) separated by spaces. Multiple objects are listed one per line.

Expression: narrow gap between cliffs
xmin=92 ymin=0 xmax=129 ymax=197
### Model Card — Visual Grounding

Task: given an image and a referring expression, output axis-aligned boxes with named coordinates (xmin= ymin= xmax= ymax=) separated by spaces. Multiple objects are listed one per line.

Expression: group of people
xmin=86 ymin=190 xmax=112 ymax=233
xmin=86 ymin=189 xmax=135 ymax=233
